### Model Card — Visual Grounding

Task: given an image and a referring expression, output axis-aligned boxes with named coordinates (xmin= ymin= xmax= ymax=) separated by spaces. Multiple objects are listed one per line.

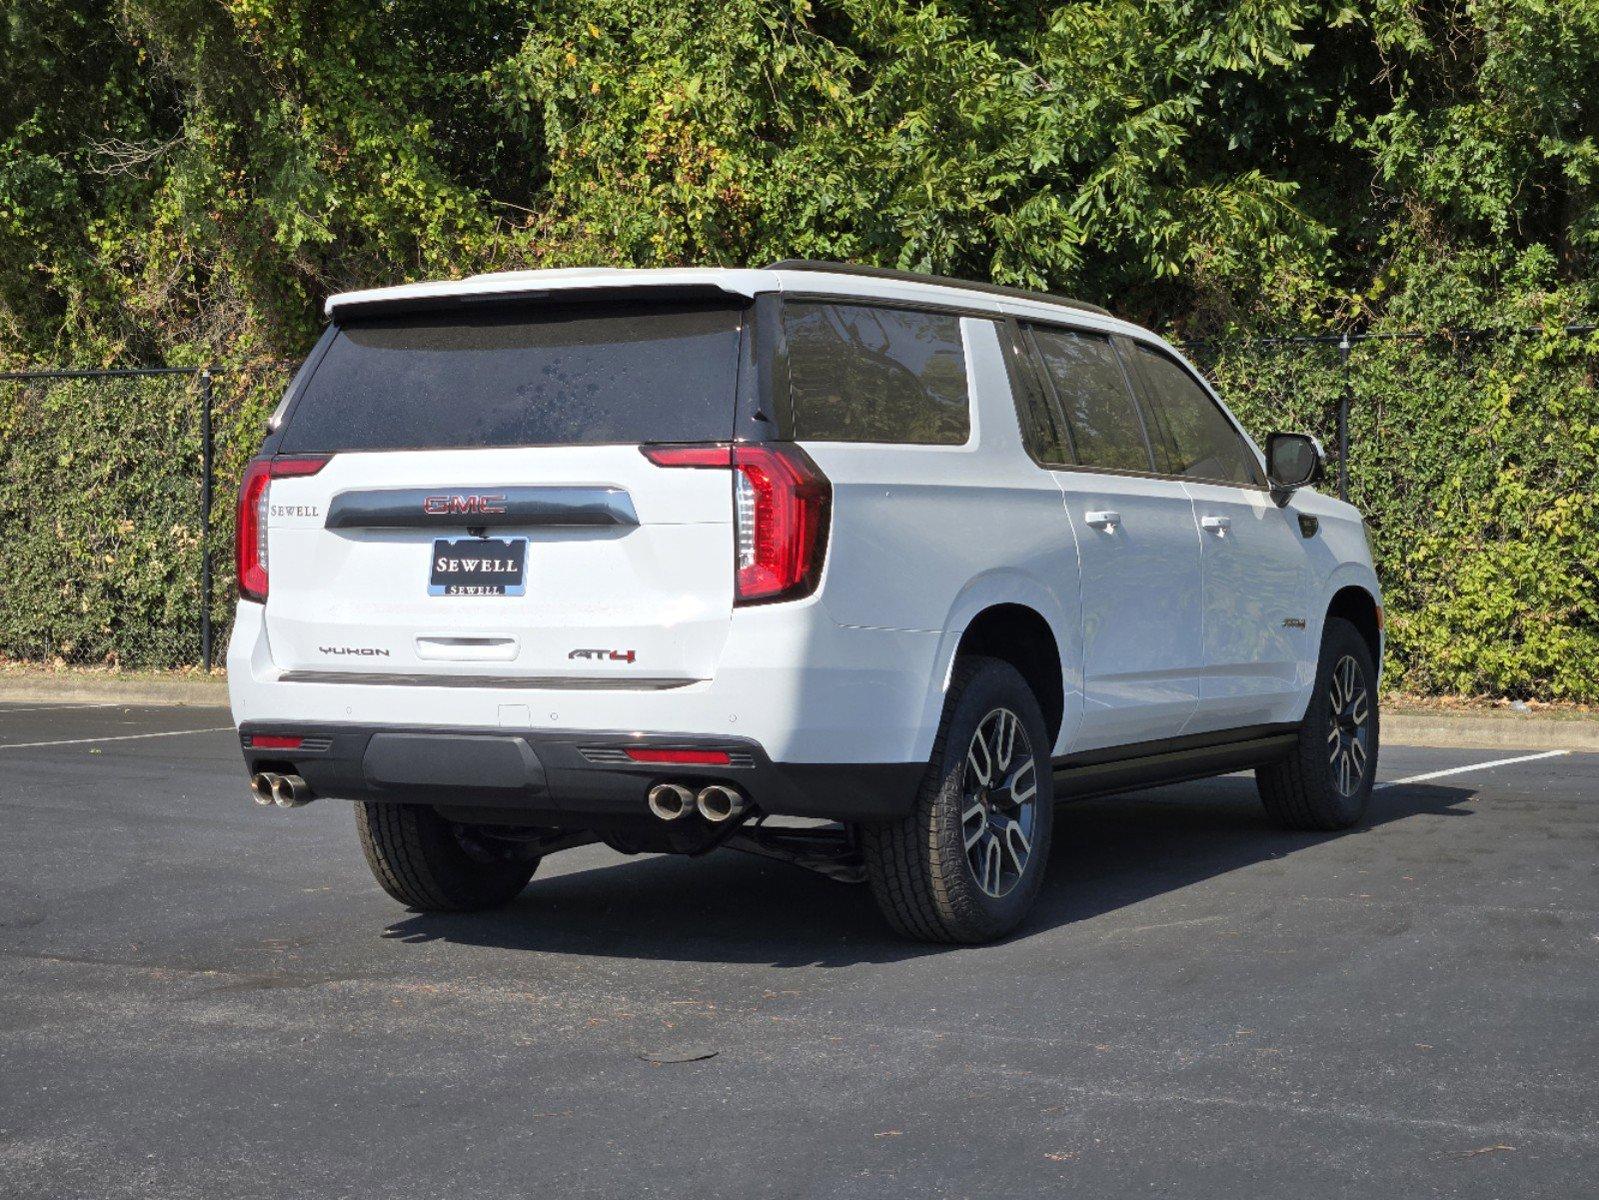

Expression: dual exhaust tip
xmin=647 ymin=782 xmax=747 ymax=824
xmin=250 ymin=772 xmax=313 ymax=808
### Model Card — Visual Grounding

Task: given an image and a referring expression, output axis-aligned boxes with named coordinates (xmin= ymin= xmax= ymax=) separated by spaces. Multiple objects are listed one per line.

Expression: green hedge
xmin=1204 ymin=329 xmax=1599 ymax=701
xmin=2 ymin=337 xmax=1595 ymax=699
xmin=0 ymin=372 xmax=280 ymax=670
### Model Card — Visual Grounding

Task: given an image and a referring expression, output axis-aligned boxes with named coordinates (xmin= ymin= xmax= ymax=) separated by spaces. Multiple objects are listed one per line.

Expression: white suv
xmin=230 ymin=262 xmax=1382 ymax=943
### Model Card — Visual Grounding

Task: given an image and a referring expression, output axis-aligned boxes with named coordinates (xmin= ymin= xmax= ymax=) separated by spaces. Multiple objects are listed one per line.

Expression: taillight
xmin=729 ymin=445 xmax=832 ymax=603
xmin=236 ymin=456 xmax=329 ymax=603
xmin=642 ymin=442 xmax=831 ymax=605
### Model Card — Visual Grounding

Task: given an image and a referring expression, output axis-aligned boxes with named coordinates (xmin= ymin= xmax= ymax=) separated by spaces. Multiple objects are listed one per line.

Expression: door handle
xmin=1084 ymin=510 xmax=1120 ymax=530
xmin=1201 ymin=515 xmax=1232 ymax=536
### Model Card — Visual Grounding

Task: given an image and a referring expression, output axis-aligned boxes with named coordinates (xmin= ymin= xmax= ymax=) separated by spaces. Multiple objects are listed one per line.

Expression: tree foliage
xmin=1 ymin=1 xmax=1597 ymax=691
xmin=5 ymin=0 xmax=1596 ymax=358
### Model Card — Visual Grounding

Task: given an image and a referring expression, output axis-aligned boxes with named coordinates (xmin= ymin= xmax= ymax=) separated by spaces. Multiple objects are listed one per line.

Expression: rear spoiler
xmin=325 ymin=273 xmax=768 ymax=321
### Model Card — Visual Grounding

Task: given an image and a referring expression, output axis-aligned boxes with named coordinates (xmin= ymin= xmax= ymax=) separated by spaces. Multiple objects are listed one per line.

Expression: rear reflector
xmin=249 ymin=735 xmax=304 ymax=750
xmin=623 ymin=747 xmax=732 ymax=766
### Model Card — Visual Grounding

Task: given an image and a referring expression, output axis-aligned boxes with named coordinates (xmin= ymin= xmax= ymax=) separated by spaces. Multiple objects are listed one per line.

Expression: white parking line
xmin=0 ymin=702 xmax=120 ymax=714
xmin=1375 ymin=750 xmax=1570 ymax=790
xmin=0 ymin=727 xmax=233 ymax=751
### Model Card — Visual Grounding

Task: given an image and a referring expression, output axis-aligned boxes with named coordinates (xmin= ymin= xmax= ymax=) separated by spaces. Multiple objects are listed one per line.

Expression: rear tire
xmin=861 ymin=656 xmax=1055 ymax=944
xmin=1256 ymin=616 xmax=1380 ymax=831
xmin=355 ymin=803 xmax=539 ymax=911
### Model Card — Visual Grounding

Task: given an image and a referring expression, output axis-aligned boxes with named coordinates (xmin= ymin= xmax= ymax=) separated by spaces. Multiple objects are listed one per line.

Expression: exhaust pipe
xmin=696 ymin=784 xmax=747 ymax=824
xmin=270 ymin=773 xmax=313 ymax=808
xmin=250 ymin=773 xmax=280 ymax=806
xmin=647 ymin=782 xmax=694 ymax=822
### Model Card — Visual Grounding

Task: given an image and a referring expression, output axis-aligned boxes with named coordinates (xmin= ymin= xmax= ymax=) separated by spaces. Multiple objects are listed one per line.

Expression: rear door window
xmin=1025 ymin=325 xmax=1154 ymax=473
xmin=1126 ymin=342 xmax=1263 ymax=486
xmin=279 ymin=298 xmax=744 ymax=453
xmin=783 ymin=302 xmax=969 ymax=444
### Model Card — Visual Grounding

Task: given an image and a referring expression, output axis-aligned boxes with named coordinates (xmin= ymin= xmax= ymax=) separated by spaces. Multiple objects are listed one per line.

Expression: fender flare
xmin=1316 ymin=562 xmax=1383 ymax=634
xmin=911 ymin=568 xmax=1082 ymax=761
xmin=1316 ymin=562 xmax=1385 ymax=681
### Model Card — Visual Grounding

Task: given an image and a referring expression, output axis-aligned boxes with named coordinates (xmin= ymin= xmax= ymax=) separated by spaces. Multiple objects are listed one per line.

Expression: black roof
xmin=764 ymin=259 xmax=1111 ymax=318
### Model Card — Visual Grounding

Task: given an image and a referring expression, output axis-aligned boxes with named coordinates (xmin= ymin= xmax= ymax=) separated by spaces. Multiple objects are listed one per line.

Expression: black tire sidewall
xmin=356 ymin=802 xmax=538 ymax=911
xmin=1306 ymin=618 xmax=1381 ymax=824
xmin=925 ymin=658 xmax=1055 ymax=941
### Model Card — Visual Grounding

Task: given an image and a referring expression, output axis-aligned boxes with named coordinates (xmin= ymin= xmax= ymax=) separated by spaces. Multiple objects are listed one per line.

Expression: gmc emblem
xmin=423 ymin=494 xmax=507 ymax=516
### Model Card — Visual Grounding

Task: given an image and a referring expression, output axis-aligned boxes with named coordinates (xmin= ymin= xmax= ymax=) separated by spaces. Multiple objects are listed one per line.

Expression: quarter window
xmin=783 ymin=303 xmax=970 ymax=444
xmin=1128 ymin=343 xmax=1261 ymax=486
xmin=1026 ymin=326 xmax=1153 ymax=473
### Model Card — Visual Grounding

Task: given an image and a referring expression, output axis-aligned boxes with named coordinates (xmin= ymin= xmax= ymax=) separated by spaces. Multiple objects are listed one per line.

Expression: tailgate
xmin=263 ymin=447 xmax=733 ymax=684
xmin=257 ymin=293 xmax=745 ymax=686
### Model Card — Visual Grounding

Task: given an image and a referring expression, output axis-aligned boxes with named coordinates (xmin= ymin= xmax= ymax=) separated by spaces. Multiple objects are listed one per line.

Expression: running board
xmin=1053 ymin=728 xmax=1297 ymax=801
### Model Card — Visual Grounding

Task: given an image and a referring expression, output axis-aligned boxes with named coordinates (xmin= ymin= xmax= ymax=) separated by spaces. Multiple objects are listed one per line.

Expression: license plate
xmin=428 ymin=537 xmax=527 ymax=596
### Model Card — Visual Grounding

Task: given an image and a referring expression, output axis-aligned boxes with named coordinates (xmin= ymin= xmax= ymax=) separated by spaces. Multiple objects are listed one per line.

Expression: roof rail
xmin=763 ymin=259 xmax=1111 ymax=318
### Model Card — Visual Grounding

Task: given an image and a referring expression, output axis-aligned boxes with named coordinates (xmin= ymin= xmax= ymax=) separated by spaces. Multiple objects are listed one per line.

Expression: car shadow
xmin=381 ymin=776 xmax=1475 ymax=968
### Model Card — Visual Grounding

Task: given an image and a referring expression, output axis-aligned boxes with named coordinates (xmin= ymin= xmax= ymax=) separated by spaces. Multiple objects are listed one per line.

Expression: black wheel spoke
xmin=1326 ymin=653 xmax=1372 ymax=798
xmin=961 ymin=707 xmax=1038 ymax=898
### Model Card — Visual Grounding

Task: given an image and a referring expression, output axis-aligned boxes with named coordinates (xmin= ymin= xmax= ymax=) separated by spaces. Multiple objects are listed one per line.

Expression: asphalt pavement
xmin=2 ymin=701 xmax=1595 ymax=1198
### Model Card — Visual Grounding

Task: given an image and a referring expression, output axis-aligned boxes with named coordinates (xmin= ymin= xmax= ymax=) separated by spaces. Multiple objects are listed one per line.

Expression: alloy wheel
xmin=960 ymin=707 xmax=1039 ymax=898
xmin=1326 ymin=654 xmax=1371 ymax=797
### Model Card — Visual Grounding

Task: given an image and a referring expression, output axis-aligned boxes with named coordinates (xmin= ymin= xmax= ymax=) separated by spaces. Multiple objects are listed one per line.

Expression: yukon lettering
xmin=317 ymin=646 xmax=391 ymax=657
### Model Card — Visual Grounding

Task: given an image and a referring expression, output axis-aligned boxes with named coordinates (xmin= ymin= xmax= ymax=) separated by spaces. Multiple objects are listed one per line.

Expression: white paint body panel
xmin=231 ymin=265 xmax=1383 ymax=770
xmin=1183 ymin=479 xmax=1313 ymax=730
xmin=1054 ymin=473 xmax=1203 ymax=750
xmin=261 ymin=446 xmax=734 ymax=684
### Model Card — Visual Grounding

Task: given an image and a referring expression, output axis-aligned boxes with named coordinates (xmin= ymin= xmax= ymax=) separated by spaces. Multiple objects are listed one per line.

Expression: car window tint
xmin=783 ymin=303 xmax=969 ymax=444
xmin=1026 ymin=326 xmax=1152 ymax=473
xmin=281 ymin=299 xmax=743 ymax=452
xmin=1007 ymin=326 xmax=1072 ymax=464
xmin=1129 ymin=343 xmax=1261 ymax=486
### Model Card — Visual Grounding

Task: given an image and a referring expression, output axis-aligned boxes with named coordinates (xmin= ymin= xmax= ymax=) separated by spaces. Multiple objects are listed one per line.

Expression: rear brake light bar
xmin=248 ymin=734 xmax=304 ymax=750
xmin=623 ymin=747 xmax=732 ymax=766
xmin=642 ymin=443 xmax=831 ymax=604
xmin=236 ymin=455 xmax=330 ymax=603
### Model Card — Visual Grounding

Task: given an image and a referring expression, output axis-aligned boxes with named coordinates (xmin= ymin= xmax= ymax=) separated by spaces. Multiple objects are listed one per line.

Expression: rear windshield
xmin=279 ymin=298 xmax=744 ymax=452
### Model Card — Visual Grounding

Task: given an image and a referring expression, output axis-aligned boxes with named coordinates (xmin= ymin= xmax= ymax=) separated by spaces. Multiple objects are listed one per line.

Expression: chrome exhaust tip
xmin=271 ymin=773 xmax=313 ymax=808
xmin=696 ymin=784 xmax=747 ymax=824
xmin=647 ymin=782 xmax=695 ymax=822
xmin=250 ymin=773 xmax=280 ymax=806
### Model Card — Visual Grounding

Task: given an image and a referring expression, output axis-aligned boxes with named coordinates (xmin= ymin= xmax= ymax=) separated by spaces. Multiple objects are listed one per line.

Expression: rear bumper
xmin=227 ymin=598 xmax=947 ymax=765
xmin=239 ymin=722 xmax=921 ymax=823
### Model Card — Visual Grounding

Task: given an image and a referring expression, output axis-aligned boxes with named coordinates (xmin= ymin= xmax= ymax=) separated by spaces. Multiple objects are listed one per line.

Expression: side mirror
xmin=1265 ymin=432 xmax=1324 ymax=492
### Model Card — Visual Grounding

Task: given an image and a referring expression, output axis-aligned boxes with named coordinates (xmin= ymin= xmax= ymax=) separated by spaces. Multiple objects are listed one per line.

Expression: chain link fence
xmin=0 ymin=366 xmax=289 ymax=672
xmin=2 ymin=322 xmax=1596 ymax=699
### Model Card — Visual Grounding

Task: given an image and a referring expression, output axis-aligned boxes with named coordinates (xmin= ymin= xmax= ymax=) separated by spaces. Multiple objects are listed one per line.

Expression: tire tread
xmin=354 ymin=803 xmax=535 ymax=911
xmin=1257 ymin=617 xmax=1379 ymax=832
xmin=861 ymin=656 xmax=1052 ymax=943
